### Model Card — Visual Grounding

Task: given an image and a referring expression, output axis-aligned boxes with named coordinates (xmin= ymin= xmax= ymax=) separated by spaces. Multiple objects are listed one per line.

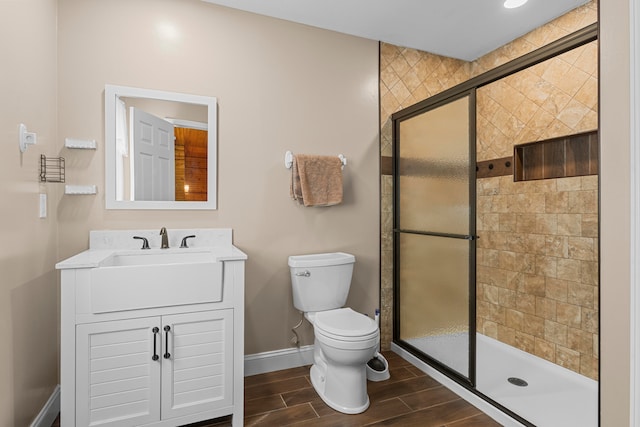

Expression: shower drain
xmin=507 ymin=377 xmax=529 ymax=387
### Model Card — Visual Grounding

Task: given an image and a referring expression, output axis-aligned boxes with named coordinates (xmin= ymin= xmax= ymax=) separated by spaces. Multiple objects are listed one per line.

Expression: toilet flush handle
xmin=296 ymin=270 xmax=311 ymax=277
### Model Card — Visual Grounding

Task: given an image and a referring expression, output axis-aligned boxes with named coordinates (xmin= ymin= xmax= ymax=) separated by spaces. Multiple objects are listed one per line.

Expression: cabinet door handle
xmin=152 ymin=327 xmax=159 ymax=361
xmin=163 ymin=325 xmax=171 ymax=359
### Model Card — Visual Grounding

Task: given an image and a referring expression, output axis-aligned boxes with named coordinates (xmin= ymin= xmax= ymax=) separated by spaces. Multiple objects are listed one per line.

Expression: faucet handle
xmin=133 ymin=236 xmax=150 ymax=250
xmin=180 ymin=235 xmax=196 ymax=248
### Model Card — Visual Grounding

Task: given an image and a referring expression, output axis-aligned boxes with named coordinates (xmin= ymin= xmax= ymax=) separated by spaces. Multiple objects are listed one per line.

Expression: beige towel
xmin=290 ymin=157 xmax=304 ymax=203
xmin=290 ymin=154 xmax=343 ymax=207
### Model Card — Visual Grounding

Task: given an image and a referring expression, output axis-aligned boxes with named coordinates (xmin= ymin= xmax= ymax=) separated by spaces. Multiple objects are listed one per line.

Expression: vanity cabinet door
xmin=76 ymin=317 xmax=162 ymax=427
xmin=161 ymin=309 xmax=234 ymax=420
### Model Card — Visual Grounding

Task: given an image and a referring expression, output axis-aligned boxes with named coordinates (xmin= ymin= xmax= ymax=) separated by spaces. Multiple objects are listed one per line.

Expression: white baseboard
xmin=30 ymin=385 xmax=60 ymax=427
xmin=244 ymin=345 xmax=314 ymax=376
xmin=391 ymin=343 xmax=524 ymax=427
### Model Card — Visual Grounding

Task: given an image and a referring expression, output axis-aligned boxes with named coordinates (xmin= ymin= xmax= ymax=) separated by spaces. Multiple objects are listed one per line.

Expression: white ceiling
xmin=202 ymin=0 xmax=590 ymax=61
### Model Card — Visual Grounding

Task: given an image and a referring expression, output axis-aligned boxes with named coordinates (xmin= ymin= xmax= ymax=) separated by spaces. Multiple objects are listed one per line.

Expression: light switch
xmin=39 ymin=193 xmax=47 ymax=218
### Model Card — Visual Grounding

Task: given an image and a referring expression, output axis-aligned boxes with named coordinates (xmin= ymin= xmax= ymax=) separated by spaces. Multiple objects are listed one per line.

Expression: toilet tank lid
xmin=288 ymin=252 xmax=355 ymax=268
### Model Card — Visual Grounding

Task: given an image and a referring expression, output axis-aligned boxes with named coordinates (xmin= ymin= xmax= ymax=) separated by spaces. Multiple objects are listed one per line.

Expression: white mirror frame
xmin=105 ymin=84 xmax=217 ymax=210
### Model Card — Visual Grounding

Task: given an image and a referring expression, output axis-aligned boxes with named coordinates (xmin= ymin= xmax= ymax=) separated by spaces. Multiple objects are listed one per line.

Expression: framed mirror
xmin=105 ymin=84 xmax=217 ymax=210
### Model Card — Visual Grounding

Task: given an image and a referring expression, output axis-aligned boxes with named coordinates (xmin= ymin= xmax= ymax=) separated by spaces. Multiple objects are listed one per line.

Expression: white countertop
xmin=56 ymin=228 xmax=247 ymax=270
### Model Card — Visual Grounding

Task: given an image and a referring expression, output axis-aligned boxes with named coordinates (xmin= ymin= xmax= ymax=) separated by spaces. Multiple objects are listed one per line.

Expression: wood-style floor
xmin=52 ymin=351 xmax=501 ymax=427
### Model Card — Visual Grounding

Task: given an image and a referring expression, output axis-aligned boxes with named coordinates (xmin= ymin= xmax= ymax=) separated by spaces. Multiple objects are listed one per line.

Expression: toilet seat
xmin=314 ymin=308 xmax=378 ymax=341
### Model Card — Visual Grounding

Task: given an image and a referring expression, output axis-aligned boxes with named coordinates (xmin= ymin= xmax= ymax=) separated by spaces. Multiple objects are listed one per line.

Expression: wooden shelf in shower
xmin=514 ymin=130 xmax=598 ymax=182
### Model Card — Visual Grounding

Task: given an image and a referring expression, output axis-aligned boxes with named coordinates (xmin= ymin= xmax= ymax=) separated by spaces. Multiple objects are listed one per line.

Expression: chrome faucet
xmin=160 ymin=227 xmax=169 ymax=249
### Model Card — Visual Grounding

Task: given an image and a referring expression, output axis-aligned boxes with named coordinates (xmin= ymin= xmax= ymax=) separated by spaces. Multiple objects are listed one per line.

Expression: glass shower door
xmin=393 ymin=92 xmax=475 ymax=383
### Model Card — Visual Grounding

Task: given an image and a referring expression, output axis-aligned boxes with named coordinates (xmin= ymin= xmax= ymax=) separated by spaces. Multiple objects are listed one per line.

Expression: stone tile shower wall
xmin=379 ymin=0 xmax=598 ymax=379
xmin=476 ymin=42 xmax=598 ymax=380
xmin=476 ymin=43 xmax=598 ymax=161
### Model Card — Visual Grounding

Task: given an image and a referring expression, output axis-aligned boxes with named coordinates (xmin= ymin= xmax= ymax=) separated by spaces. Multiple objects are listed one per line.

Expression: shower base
xmin=405 ymin=332 xmax=469 ymax=376
xmin=403 ymin=333 xmax=597 ymax=427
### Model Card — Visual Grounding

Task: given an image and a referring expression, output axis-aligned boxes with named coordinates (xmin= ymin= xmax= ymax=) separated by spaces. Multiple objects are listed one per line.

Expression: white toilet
xmin=288 ymin=252 xmax=379 ymax=414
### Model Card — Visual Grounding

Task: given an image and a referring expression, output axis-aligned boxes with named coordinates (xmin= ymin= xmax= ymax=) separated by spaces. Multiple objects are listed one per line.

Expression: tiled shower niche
xmin=514 ymin=130 xmax=598 ymax=181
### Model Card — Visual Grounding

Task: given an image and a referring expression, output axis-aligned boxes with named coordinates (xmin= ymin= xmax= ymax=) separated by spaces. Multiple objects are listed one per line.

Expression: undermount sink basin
xmin=90 ymin=250 xmax=223 ymax=313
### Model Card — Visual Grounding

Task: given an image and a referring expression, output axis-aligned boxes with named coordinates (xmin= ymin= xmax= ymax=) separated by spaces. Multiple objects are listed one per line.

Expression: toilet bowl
xmin=288 ymin=252 xmax=380 ymax=414
xmin=307 ymin=308 xmax=379 ymax=413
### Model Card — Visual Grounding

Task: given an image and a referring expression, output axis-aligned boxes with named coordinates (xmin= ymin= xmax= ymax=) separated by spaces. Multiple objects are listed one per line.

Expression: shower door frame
xmin=389 ymin=22 xmax=599 ymax=426
xmin=392 ymin=89 xmax=478 ymax=388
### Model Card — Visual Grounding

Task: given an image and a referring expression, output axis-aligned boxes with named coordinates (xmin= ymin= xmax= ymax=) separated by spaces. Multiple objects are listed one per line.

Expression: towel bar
xmin=284 ymin=150 xmax=347 ymax=169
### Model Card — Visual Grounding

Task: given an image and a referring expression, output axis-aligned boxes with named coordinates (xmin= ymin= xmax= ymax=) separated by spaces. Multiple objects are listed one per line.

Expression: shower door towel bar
xmin=284 ymin=150 xmax=347 ymax=170
xmin=394 ymin=228 xmax=477 ymax=240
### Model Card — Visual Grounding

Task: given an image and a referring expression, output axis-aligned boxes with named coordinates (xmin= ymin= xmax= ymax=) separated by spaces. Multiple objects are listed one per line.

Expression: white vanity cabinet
xmin=57 ymin=229 xmax=246 ymax=427
xmin=76 ymin=310 xmax=233 ymax=426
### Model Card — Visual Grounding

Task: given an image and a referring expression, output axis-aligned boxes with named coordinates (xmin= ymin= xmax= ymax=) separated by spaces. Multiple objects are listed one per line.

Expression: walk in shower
xmin=391 ymin=25 xmax=599 ymax=427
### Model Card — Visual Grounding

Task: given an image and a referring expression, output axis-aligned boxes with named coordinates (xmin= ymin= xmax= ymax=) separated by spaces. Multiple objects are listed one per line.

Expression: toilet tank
xmin=288 ymin=252 xmax=355 ymax=312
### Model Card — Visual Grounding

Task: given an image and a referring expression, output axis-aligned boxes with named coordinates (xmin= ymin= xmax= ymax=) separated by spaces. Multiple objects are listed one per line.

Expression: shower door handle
xmin=396 ymin=229 xmax=477 ymax=241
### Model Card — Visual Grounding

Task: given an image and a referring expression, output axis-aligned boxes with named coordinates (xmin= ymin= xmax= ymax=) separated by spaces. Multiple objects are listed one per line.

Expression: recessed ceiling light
xmin=504 ymin=0 xmax=528 ymax=8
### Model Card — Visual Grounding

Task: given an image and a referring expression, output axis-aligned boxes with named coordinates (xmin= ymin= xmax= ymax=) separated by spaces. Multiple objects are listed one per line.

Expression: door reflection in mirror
xmin=116 ymin=97 xmax=207 ymax=202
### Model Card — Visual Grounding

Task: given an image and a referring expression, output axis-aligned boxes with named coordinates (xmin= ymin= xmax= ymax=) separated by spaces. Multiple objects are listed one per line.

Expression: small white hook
xmin=285 ymin=150 xmax=294 ymax=169
xmin=19 ymin=123 xmax=37 ymax=153
xmin=338 ymin=154 xmax=347 ymax=169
